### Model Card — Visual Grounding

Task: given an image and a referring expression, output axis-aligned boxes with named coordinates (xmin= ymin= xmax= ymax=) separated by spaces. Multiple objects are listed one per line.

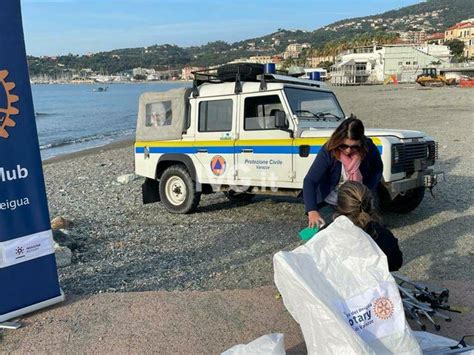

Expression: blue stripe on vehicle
xmin=136 ymin=147 xmax=196 ymax=154
xmin=135 ymin=145 xmax=382 ymax=155
xmin=239 ymin=146 xmax=294 ymax=154
xmin=205 ymin=147 xmax=235 ymax=154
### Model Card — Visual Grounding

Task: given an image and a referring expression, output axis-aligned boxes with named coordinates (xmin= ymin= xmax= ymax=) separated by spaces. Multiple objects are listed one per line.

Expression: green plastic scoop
xmin=299 ymin=226 xmax=319 ymax=241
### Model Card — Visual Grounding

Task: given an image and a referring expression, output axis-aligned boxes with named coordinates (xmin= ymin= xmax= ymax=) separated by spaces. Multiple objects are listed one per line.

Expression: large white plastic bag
xmin=274 ymin=216 xmax=421 ymax=354
xmin=414 ymin=331 xmax=474 ymax=354
xmin=221 ymin=333 xmax=285 ymax=355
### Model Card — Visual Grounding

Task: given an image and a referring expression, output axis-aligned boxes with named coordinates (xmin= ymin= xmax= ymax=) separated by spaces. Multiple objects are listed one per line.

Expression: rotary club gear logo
xmin=373 ymin=297 xmax=394 ymax=320
xmin=0 ymin=69 xmax=20 ymax=139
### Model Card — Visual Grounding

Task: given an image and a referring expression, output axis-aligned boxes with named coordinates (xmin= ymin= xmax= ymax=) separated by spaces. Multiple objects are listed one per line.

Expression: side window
xmin=199 ymin=99 xmax=232 ymax=132
xmin=146 ymin=101 xmax=172 ymax=127
xmin=244 ymin=95 xmax=283 ymax=131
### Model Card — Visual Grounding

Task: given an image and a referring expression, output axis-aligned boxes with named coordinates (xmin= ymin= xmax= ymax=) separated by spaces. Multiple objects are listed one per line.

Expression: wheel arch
xmin=156 ymin=154 xmax=197 ymax=181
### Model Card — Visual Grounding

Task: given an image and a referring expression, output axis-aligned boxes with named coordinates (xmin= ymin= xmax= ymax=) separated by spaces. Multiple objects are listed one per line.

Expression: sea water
xmin=32 ymin=82 xmax=188 ymax=160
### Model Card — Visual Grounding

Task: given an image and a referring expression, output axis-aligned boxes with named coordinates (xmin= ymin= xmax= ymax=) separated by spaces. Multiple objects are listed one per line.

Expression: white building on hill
xmin=331 ymin=44 xmax=452 ymax=85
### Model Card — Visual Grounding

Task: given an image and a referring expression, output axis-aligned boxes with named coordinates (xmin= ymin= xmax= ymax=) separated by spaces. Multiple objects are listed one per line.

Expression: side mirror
xmin=275 ymin=111 xmax=288 ymax=129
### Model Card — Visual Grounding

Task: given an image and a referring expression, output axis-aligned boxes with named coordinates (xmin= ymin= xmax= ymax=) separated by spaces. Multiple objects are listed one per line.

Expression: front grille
xmin=392 ymin=142 xmax=430 ymax=174
xmin=427 ymin=141 xmax=438 ymax=162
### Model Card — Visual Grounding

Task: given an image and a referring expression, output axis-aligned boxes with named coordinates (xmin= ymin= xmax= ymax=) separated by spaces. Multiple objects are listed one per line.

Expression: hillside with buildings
xmin=28 ymin=0 xmax=473 ymax=84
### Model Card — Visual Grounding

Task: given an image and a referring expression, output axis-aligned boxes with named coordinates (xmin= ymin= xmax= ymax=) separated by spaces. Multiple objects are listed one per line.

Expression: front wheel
xmin=159 ymin=165 xmax=201 ymax=214
xmin=378 ymin=185 xmax=425 ymax=214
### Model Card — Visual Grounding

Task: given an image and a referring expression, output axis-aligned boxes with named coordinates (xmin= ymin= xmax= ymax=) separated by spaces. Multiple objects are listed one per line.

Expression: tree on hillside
xmin=445 ymin=39 xmax=465 ymax=59
xmin=318 ymin=61 xmax=334 ymax=70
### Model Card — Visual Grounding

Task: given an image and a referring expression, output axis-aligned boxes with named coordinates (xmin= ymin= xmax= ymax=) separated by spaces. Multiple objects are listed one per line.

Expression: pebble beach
xmin=1 ymin=84 xmax=473 ymax=352
xmin=41 ymin=84 xmax=474 ymax=295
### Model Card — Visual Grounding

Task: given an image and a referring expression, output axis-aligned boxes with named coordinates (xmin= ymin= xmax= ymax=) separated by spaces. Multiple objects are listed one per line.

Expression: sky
xmin=21 ymin=0 xmax=423 ymax=56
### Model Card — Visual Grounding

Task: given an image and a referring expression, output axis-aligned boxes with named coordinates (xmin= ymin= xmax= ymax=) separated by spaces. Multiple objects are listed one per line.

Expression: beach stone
xmin=52 ymin=229 xmax=84 ymax=251
xmin=54 ymin=242 xmax=72 ymax=268
xmin=51 ymin=216 xmax=73 ymax=230
xmin=117 ymin=173 xmax=138 ymax=184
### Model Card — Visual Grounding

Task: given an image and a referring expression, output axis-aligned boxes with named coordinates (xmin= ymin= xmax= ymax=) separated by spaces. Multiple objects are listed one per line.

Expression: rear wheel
xmin=378 ymin=185 xmax=425 ymax=214
xmin=159 ymin=165 xmax=201 ymax=214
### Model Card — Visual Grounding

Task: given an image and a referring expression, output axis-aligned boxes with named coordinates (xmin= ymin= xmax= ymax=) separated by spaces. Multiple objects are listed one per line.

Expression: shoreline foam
xmin=43 ymin=136 xmax=134 ymax=165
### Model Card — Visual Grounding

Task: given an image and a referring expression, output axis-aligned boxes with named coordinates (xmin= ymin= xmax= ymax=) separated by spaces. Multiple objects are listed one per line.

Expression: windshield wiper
xmin=294 ymin=110 xmax=343 ymax=121
xmin=294 ymin=110 xmax=318 ymax=118
xmin=314 ymin=112 xmax=343 ymax=121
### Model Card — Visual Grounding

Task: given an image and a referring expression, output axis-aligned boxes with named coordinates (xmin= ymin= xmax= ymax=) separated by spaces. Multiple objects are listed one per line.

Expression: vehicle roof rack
xmin=258 ymin=74 xmax=322 ymax=88
xmin=192 ymin=63 xmax=266 ymax=97
xmin=191 ymin=63 xmax=318 ymax=97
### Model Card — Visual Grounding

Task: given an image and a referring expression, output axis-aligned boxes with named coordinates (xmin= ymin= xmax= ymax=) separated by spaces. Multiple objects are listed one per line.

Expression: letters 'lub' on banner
xmin=0 ymin=1 xmax=64 ymax=322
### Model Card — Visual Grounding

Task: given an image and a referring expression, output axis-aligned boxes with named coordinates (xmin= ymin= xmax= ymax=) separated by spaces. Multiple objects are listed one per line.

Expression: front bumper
xmin=388 ymin=169 xmax=444 ymax=194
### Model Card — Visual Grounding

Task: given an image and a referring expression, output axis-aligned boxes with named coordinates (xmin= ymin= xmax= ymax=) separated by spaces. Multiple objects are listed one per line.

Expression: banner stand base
xmin=0 ymin=289 xmax=65 ymax=323
xmin=0 ymin=321 xmax=21 ymax=330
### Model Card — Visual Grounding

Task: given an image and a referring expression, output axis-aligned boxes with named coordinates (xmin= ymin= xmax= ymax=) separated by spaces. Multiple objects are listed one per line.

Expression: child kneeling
xmin=335 ymin=181 xmax=403 ymax=271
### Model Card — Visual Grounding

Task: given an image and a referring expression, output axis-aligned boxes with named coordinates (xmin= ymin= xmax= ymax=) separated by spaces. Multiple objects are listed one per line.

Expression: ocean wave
xmin=35 ymin=112 xmax=56 ymax=117
xmin=40 ymin=129 xmax=134 ymax=150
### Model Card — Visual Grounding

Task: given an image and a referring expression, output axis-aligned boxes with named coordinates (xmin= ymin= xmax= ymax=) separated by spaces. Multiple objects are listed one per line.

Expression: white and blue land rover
xmin=135 ymin=63 xmax=441 ymax=214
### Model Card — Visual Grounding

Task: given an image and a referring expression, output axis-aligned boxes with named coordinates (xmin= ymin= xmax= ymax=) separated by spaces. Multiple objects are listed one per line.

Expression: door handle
xmin=241 ymin=148 xmax=253 ymax=153
xmin=197 ymin=149 xmax=208 ymax=153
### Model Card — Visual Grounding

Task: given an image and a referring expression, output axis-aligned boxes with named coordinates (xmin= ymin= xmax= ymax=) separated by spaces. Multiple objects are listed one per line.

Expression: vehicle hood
xmin=299 ymin=128 xmax=425 ymax=139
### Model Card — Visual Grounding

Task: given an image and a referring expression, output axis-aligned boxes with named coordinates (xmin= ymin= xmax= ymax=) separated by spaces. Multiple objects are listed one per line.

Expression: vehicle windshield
xmin=284 ymin=88 xmax=345 ymax=125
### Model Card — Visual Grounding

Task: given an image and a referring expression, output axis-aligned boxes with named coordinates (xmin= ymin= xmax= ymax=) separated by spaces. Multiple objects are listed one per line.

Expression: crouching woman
xmin=303 ymin=117 xmax=383 ymax=229
xmin=335 ymin=181 xmax=403 ymax=271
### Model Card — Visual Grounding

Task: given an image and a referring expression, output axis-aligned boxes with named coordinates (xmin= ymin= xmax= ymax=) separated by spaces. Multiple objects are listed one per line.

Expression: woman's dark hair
xmin=325 ymin=117 xmax=368 ymax=159
xmin=334 ymin=181 xmax=381 ymax=238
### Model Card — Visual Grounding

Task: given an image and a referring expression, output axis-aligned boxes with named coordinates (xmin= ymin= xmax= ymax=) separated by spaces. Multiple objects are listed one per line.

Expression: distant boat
xmin=93 ymin=86 xmax=108 ymax=92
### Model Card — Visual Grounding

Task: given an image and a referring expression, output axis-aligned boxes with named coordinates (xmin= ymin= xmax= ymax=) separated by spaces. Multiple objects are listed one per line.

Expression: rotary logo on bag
xmin=0 ymin=69 xmax=19 ymax=139
xmin=373 ymin=297 xmax=394 ymax=320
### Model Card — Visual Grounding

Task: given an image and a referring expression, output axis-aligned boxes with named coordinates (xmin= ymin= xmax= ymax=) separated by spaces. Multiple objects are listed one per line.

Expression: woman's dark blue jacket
xmin=303 ymin=138 xmax=383 ymax=212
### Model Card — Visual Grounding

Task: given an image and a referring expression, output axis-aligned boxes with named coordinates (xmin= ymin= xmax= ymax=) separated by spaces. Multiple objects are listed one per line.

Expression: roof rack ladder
xmin=192 ymin=78 xmax=200 ymax=98
xmin=234 ymin=69 xmax=242 ymax=94
xmin=259 ymin=74 xmax=267 ymax=91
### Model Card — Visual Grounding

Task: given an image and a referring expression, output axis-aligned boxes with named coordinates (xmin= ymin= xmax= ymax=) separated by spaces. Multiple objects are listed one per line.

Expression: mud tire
xmin=159 ymin=165 xmax=201 ymax=214
xmin=378 ymin=185 xmax=425 ymax=214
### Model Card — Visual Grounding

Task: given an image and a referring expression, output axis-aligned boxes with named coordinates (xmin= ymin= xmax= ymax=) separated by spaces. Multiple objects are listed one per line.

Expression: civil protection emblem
xmin=0 ymin=69 xmax=19 ymax=139
xmin=210 ymin=155 xmax=226 ymax=176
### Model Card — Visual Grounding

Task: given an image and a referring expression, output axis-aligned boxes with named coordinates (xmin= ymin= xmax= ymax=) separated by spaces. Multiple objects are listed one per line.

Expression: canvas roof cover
xmin=136 ymin=88 xmax=192 ymax=141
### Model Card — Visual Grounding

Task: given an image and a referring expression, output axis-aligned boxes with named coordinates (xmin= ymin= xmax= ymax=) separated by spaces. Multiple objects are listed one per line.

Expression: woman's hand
xmin=308 ymin=210 xmax=325 ymax=229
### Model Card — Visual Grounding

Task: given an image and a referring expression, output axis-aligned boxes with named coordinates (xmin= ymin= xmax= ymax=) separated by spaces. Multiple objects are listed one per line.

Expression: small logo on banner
xmin=373 ymin=297 xmax=394 ymax=320
xmin=210 ymin=155 xmax=226 ymax=176
xmin=1 ymin=231 xmax=55 ymax=268
xmin=0 ymin=69 xmax=20 ymax=139
xmin=15 ymin=246 xmax=24 ymax=256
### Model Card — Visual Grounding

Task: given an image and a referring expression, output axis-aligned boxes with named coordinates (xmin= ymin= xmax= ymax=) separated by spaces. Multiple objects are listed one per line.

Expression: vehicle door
xmin=236 ymin=91 xmax=294 ymax=188
xmin=287 ymin=88 xmax=345 ymax=184
xmin=193 ymin=96 xmax=237 ymax=185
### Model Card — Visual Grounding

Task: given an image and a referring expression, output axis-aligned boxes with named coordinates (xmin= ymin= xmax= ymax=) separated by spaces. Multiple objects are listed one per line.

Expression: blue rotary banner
xmin=0 ymin=1 xmax=63 ymax=322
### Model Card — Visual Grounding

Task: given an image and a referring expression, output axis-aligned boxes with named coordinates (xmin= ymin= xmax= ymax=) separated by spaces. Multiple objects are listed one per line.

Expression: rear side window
xmin=199 ymin=99 xmax=233 ymax=132
xmin=145 ymin=101 xmax=172 ymax=127
xmin=244 ymin=95 xmax=283 ymax=131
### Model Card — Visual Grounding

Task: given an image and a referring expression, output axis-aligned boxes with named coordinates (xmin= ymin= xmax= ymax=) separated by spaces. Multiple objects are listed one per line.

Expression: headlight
xmin=391 ymin=144 xmax=403 ymax=164
xmin=391 ymin=144 xmax=405 ymax=174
